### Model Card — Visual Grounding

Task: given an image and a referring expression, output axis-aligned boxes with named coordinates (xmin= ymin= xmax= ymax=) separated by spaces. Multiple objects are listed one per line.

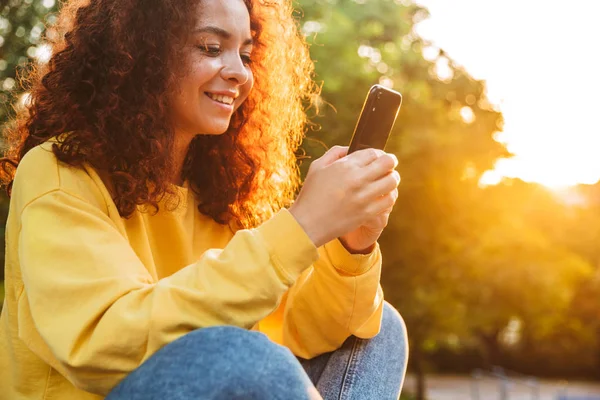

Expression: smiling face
xmin=168 ymin=0 xmax=254 ymax=140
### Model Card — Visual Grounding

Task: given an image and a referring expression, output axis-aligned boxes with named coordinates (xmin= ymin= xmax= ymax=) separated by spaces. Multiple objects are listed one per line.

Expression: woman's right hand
xmin=288 ymin=145 xmax=400 ymax=248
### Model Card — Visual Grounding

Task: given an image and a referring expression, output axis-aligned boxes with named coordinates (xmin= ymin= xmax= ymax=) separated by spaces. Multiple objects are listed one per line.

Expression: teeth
xmin=207 ymin=93 xmax=234 ymax=105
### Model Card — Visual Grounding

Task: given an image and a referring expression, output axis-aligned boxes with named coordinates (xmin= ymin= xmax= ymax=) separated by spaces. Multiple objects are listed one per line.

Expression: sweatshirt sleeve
xmin=17 ymin=189 xmax=318 ymax=395
xmin=279 ymin=238 xmax=385 ymax=359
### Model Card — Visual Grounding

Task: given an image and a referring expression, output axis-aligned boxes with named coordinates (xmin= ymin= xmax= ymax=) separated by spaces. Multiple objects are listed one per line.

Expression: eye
xmin=198 ymin=44 xmax=221 ymax=56
xmin=241 ymin=53 xmax=252 ymax=66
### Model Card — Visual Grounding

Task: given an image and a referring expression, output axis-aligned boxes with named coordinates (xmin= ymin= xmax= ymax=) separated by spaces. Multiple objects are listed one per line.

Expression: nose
xmin=221 ymin=53 xmax=250 ymax=85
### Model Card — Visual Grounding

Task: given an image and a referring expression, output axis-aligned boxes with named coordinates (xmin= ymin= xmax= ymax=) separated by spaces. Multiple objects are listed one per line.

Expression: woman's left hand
xmin=338 ymin=186 xmax=399 ymax=254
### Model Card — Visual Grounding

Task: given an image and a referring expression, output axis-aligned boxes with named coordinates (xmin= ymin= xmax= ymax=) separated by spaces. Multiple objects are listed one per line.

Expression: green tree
xmin=0 ymin=0 xmax=58 ymax=124
xmin=296 ymin=0 xmax=506 ymax=397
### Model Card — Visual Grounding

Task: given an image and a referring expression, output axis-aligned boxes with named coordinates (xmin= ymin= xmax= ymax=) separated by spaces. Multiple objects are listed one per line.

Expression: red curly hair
xmin=1 ymin=0 xmax=317 ymax=228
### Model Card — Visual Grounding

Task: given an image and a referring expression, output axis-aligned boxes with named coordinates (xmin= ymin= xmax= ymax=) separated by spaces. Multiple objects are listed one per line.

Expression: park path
xmin=403 ymin=374 xmax=600 ymax=400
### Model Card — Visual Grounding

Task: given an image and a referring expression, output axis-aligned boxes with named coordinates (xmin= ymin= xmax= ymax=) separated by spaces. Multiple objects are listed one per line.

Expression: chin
xmin=197 ymin=119 xmax=232 ymax=136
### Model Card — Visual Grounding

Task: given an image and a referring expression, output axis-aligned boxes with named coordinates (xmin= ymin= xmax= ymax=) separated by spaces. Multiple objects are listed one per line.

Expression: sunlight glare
xmin=460 ymin=106 xmax=474 ymax=124
xmin=434 ymin=57 xmax=453 ymax=81
xmin=416 ymin=0 xmax=600 ymax=189
xmin=33 ymin=43 xmax=52 ymax=64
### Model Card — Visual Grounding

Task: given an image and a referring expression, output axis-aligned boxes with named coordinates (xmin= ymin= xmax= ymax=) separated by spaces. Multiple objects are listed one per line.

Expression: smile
xmin=205 ymin=92 xmax=235 ymax=105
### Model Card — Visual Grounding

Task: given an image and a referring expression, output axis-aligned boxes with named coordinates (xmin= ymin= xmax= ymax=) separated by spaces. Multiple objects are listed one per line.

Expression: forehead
xmin=195 ymin=0 xmax=251 ymax=30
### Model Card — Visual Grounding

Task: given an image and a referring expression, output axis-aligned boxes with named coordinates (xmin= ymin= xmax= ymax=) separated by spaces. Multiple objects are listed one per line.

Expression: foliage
xmin=0 ymin=0 xmax=58 ymax=124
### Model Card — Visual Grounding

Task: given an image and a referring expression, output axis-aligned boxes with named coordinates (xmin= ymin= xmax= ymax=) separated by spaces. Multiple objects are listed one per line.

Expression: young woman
xmin=0 ymin=0 xmax=408 ymax=398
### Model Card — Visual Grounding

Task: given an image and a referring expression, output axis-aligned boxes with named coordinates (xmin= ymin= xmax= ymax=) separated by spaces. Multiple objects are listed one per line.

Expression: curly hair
xmin=1 ymin=0 xmax=317 ymax=228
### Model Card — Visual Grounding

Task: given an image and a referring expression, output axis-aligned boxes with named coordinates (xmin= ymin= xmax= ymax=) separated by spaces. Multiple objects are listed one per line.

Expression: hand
xmin=338 ymin=187 xmax=398 ymax=254
xmin=288 ymin=146 xmax=400 ymax=249
xmin=339 ymin=151 xmax=399 ymax=254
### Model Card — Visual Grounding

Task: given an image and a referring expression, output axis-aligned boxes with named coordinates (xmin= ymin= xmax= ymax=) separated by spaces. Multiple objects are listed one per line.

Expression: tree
xmin=0 ymin=0 xmax=58 ymax=124
xmin=296 ymin=0 xmax=506 ymax=397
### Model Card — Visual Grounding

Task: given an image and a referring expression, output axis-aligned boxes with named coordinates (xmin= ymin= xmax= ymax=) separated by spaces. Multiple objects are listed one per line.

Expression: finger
xmin=347 ymin=148 xmax=385 ymax=167
xmin=378 ymin=191 xmax=398 ymax=215
xmin=317 ymin=146 xmax=349 ymax=167
xmin=363 ymin=172 xmax=400 ymax=200
xmin=362 ymin=214 xmax=388 ymax=231
xmin=363 ymin=153 xmax=399 ymax=181
xmin=367 ymin=189 xmax=398 ymax=216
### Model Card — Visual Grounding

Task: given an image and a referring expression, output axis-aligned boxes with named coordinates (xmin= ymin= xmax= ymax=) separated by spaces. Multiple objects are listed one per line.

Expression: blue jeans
xmin=107 ymin=302 xmax=408 ymax=399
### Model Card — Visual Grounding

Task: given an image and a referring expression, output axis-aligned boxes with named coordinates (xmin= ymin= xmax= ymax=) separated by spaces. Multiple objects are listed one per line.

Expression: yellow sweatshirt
xmin=0 ymin=143 xmax=384 ymax=400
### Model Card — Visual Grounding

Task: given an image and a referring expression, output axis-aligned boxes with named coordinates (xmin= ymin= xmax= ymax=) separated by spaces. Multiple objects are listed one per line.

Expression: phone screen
xmin=348 ymin=85 xmax=402 ymax=154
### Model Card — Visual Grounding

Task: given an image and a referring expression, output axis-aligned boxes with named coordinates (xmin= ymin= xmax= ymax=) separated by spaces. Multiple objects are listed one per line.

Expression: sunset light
xmin=4 ymin=1 xmax=600 ymax=396
xmin=415 ymin=0 xmax=600 ymax=189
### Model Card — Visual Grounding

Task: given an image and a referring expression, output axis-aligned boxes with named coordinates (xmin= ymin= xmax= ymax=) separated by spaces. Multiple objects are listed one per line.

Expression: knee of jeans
xmin=178 ymin=326 xmax=311 ymax=396
xmin=382 ymin=301 xmax=408 ymax=351
xmin=174 ymin=325 xmax=289 ymax=363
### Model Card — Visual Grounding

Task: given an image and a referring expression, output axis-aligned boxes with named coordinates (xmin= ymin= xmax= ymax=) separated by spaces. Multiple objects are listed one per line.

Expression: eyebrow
xmin=194 ymin=26 xmax=253 ymax=46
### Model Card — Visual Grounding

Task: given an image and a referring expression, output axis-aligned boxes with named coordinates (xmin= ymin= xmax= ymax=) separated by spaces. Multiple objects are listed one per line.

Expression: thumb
xmin=318 ymin=145 xmax=348 ymax=166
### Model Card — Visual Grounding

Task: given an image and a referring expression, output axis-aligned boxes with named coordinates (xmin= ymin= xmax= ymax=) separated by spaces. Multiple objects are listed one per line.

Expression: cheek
xmin=185 ymin=57 xmax=219 ymax=90
xmin=171 ymin=72 xmax=194 ymax=103
xmin=166 ymin=84 xmax=188 ymax=119
xmin=176 ymin=66 xmax=208 ymax=105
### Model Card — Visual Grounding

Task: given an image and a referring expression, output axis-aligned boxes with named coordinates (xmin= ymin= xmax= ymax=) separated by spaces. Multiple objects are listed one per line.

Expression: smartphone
xmin=348 ymin=85 xmax=402 ymax=154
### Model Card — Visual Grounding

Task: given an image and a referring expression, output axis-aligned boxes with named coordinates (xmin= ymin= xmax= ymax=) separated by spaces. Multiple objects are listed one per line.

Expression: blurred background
xmin=2 ymin=0 xmax=600 ymax=399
